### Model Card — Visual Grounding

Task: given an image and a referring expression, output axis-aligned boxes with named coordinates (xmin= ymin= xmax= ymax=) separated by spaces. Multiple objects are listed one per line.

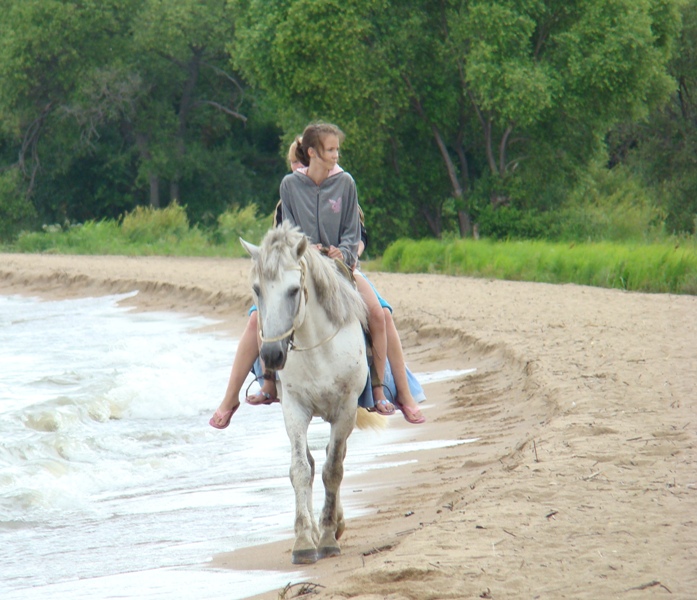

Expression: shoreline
xmin=2 ymin=253 xmax=696 ymax=599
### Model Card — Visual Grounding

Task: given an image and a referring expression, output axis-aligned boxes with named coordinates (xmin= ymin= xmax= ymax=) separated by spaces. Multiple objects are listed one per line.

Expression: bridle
xmin=256 ymin=259 xmax=344 ymax=353
xmin=257 ymin=260 xmax=306 ymax=344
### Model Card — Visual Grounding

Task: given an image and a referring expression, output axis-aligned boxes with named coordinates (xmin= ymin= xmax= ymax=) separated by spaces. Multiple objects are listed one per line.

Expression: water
xmin=0 ymin=292 xmax=477 ymax=599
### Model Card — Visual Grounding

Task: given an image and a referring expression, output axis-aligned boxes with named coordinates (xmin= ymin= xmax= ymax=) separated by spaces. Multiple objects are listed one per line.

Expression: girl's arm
xmin=337 ymin=176 xmax=361 ymax=267
xmin=280 ymin=177 xmax=298 ymax=228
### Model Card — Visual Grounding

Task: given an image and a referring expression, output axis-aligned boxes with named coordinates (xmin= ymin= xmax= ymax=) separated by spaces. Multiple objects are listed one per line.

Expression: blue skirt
xmin=252 ymin=357 xmax=425 ymax=409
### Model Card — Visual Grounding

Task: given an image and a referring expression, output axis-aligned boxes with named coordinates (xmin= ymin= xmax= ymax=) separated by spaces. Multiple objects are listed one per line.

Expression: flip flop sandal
xmin=243 ymin=375 xmax=280 ymax=406
xmin=395 ymin=401 xmax=425 ymax=424
xmin=374 ymin=398 xmax=395 ymax=415
xmin=209 ymin=403 xmax=240 ymax=429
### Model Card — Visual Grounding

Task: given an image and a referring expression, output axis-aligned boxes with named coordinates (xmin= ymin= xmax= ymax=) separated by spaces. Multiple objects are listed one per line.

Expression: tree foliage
xmin=0 ymin=0 xmax=284 ymax=237
xmin=0 ymin=0 xmax=690 ymax=246
xmin=610 ymin=0 xmax=697 ymax=234
xmin=229 ymin=0 xmax=679 ymax=245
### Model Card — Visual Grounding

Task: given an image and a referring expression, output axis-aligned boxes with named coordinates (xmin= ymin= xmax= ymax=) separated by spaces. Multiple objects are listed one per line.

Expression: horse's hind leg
xmin=317 ymin=417 xmax=352 ymax=559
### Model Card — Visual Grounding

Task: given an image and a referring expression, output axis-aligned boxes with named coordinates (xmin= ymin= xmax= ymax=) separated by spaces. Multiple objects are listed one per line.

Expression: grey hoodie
xmin=280 ymin=166 xmax=361 ymax=267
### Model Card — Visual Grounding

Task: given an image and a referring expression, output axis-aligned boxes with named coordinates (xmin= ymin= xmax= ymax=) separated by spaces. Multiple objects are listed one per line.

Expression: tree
xmin=0 ymin=0 xmax=284 ymax=231
xmin=127 ymin=0 xmax=248 ymax=207
xmin=0 ymin=0 xmax=138 ymax=214
xmin=612 ymin=0 xmax=697 ymax=234
xmin=230 ymin=0 xmax=679 ymax=241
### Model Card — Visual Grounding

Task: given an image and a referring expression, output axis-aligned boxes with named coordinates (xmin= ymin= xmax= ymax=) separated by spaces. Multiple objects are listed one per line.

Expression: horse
xmin=241 ymin=222 xmax=384 ymax=565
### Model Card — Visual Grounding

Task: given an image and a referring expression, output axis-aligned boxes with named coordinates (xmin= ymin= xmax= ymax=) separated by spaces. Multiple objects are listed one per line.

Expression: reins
xmin=290 ymin=323 xmax=342 ymax=352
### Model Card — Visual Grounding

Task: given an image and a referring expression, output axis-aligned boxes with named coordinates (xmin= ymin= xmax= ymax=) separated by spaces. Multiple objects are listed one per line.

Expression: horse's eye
xmin=252 ymin=284 xmax=261 ymax=297
xmin=288 ymin=286 xmax=300 ymax=299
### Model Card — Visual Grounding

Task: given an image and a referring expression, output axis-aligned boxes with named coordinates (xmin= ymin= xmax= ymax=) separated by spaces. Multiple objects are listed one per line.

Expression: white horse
xmin=241 ymin=222 xmax=384 ymax=565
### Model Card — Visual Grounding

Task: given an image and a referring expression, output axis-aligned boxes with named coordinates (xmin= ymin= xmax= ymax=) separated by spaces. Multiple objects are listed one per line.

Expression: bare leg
xmin=210 ymin=312 xmax=273 ymax=427
xmin=245 ymin=312 xmax=279 ymax=404
xmin=354 ymin=272 xmax=392 ymax=413
xmin=385 ymin=309 xmax=423 ymax=422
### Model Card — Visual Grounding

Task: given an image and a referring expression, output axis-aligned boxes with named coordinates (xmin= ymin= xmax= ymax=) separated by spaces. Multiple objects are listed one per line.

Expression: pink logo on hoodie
xmin=328 ymin=197 xmax=342 ymax=213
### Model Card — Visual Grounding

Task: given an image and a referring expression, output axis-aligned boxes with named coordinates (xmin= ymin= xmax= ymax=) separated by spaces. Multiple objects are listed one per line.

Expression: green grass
xmin=374 ymin=238 xmax=697 ymax=295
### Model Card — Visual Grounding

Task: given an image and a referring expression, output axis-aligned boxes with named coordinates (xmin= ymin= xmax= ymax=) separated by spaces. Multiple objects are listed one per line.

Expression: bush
xmin=121 ymin=202 xmax=190 ymax=244
xmin=215 ymin=203 xmax=271 ymax=246
xmin=14 ymin=220 xmax=126 ymax=253
xmin=6 ymin=202 xmax=277 ymax=256
xmin=554 ymin=164 xmax=662 ymax=242
xmin=382 ymin=238 xmax=444 ymax=273
xmin=476 ymin=205 xmax=554 ymax=240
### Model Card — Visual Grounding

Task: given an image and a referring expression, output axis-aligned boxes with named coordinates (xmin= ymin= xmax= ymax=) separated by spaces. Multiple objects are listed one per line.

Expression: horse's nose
xmin=260 ymin=342 xmax=287 ymax=370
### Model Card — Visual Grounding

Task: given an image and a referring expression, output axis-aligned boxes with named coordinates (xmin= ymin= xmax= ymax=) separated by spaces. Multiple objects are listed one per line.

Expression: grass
xmin=373 ymin=238 xmax=697 ymax=295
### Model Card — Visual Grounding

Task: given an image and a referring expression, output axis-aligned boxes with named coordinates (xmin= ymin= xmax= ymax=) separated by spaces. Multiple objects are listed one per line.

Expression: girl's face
xmin=312 ymin=134 xmax=340 ymax=170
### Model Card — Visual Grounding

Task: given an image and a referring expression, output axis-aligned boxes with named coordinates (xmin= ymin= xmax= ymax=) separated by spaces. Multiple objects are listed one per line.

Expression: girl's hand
xmin=325 ymin=245 xmax=343 ymax=260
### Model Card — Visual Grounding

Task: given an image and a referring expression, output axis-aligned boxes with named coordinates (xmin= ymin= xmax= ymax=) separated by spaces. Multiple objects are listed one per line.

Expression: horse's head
xmin=241 ymin=223 xmax=308 ymax=371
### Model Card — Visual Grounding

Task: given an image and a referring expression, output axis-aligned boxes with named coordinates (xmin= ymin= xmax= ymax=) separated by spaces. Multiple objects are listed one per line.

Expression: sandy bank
xmin=2 ymin=252 xmax=695 ymax=599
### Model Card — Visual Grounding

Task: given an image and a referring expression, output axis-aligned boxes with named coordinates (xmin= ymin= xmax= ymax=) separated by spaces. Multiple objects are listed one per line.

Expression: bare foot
xmin=373 ymin=387 xmax=395 ymax=414
xmin=246 ymin=381 xmax=279 ymax=405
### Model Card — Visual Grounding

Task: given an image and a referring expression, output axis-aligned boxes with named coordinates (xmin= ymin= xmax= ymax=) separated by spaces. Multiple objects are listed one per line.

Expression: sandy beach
xmin=1 ymin=252 xmax=695 ymax=599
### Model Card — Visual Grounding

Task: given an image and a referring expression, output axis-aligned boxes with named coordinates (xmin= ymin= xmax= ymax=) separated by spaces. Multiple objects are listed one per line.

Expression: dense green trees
xmin=0 ymin=0 xmax=694 ymax=247
xmin=0 ymin=0 xmax=138 ymax=234
xmin=612 ymin=0 xmax=697 ymax=235
xmin=230 ymin=0 xmax=680 ymax=241
xmin=0 ymin=0 xmax=284 ymax=236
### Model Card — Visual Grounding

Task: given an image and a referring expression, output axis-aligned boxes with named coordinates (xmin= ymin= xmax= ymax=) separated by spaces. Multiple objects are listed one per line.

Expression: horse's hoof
xmin=318 ymin=545 xmax=341 ymax=559
xmin=292 ymin=549 xmax=318 ymax=564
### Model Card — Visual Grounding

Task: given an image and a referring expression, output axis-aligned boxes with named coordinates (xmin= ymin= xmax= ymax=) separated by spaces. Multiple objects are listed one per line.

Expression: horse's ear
xmin=240 ymin=238 xmax=259 ymax=259
xmin=295 ymin=235 xmax=308 ymax=259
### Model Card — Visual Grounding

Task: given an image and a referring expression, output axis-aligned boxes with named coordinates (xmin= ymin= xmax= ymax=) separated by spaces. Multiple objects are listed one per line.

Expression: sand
xmin=1 ymin=252 xmax=695 ymax=599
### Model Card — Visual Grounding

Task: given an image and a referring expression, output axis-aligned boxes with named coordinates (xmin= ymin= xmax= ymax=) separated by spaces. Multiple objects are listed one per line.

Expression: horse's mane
xmin=255 ymin=222 xmax=367 ymax=329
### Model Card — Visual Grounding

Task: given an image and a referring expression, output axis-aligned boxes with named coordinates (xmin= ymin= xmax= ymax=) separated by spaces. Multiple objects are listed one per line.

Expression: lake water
xmin=0 ymin=292 xmax=476 ymax=599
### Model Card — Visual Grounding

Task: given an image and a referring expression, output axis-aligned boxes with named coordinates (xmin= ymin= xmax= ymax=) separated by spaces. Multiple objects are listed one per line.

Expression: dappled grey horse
xmin=241 ymin=222 xmax=384 ymax=564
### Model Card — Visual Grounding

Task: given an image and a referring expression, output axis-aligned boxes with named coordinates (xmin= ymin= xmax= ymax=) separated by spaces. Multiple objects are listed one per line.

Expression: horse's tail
xmin=356 ymin=407 xmax=387 ymax=430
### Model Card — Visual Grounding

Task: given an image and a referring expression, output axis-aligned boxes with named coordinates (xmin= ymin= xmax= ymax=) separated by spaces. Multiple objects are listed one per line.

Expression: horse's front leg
xmin=305 ymin=443 xmax=320 ymax=545
xmin=317 ymin=412 xmax=354 ymax=559
xmin=284 ymin=403 xmax=318 ymax=565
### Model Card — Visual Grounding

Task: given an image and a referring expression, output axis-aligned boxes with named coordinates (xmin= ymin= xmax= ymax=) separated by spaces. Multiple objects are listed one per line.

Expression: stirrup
xmin=245 ymin=372 xmax=276 ymax=397
xmin=372 ymin=382 xmax=394 ymax=403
